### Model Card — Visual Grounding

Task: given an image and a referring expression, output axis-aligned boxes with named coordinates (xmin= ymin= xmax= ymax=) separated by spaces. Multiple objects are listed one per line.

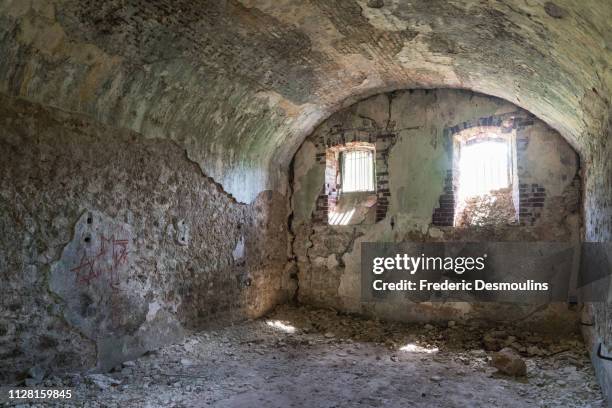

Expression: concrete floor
xmin=18 ymin=306 xmax=604 ymax=408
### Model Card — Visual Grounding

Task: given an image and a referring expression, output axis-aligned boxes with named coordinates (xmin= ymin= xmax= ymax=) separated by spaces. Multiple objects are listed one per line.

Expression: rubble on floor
xmin=492 ymin=348 xmax=527 ymax=377
xmin=8 ymin=305 xmax=604 ymax=407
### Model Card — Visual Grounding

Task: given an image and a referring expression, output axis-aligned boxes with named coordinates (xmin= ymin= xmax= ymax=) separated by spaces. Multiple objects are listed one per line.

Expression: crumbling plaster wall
xmin=291 ymin=89 xmax=581 ymax=329
xmin=0 ymin=0 xmax=610 ymax=397
xmin=0 ymin=94 xmax=294 ymax=382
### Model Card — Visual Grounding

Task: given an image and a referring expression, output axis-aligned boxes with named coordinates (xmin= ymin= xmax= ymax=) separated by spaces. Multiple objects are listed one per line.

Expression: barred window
xmin=341 ymin=149 xmax=375 ymax=192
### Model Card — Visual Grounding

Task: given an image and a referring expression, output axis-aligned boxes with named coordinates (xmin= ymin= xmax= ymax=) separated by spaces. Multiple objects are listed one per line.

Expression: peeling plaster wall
xmin=0 ymin=0 xmax=610 ymax=398
xmin=0 ymin=94 xmax=294 ymax=382
xmin=291 ymin=89 xmax=581 ymax=329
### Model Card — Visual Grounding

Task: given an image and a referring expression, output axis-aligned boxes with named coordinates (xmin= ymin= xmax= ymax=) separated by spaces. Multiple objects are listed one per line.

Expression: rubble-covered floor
xmin=21 ymin=305 xmax=604 ymax=407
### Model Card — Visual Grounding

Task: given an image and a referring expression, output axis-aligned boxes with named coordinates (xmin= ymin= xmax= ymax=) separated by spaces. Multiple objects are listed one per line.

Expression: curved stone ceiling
xmin=0 ymin=0 xmax=610 ymax=202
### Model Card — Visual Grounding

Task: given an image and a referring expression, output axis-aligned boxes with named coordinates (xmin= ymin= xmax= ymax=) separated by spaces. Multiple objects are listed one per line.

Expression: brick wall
xmin=519 ymin=183 xmax=545 ymax=225
xmin=311 ymin=128 xmax=397 ymax=224
xmin=432 ymin=112 xmax=537 ymax=227
xmin=375 ymin=134 xmax=395 ymax=222
xmin=432 ymin=170 xmax=455 ymax=226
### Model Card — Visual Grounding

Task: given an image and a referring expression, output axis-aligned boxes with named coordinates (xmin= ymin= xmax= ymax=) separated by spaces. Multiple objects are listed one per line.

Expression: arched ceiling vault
xmin=0 ymin=0 xmax=610 ymax=202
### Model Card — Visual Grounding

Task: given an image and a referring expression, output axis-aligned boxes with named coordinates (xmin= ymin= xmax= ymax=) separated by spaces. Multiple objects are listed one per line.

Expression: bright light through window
xmin=342 ymin=149 xmax=375 ymax=192
xmin=458 ymin=140 xmax=510 ymax=201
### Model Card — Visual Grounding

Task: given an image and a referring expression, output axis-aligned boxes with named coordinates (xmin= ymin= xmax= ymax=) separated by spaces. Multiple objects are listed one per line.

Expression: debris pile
xmin=13 ymin=305 xmax=603 ymax=407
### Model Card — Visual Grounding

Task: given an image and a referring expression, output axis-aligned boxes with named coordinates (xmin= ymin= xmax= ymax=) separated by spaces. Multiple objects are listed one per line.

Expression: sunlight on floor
xmin=328 ymin=209 xmax=356 ymax=225
xmin=266 ymin=320 xmax=296 ymax=333
xmin=400 ymin=343 xmax=439 ymax=354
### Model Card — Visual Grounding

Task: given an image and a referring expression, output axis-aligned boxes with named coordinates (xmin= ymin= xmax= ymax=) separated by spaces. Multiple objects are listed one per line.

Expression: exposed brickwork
xmin=375 ymin=135 xmax=394 ymax=222
xmin=292 ymin=90 xmax=583 ymax=344
xmin=312 ymin=149 xmax=341 ymax=223
xmin=312 ymin=193 xmax=329 ymax=223
xmin=433 ymin=112 xmax=539 ymax=227
xmin=432 ymin=170 xmax=455 ymax=226
xmin=519 ymin=183 xmax=546 ymax=225
xmin=311 ymin=128 xmax=397 ymax=224
xmin=445 ymin=113 xmax=536 ymax=139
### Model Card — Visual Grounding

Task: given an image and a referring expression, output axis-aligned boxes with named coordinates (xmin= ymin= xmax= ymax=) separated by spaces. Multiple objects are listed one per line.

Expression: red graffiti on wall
xmin=70 ymin=234 xmax=129 ymax=288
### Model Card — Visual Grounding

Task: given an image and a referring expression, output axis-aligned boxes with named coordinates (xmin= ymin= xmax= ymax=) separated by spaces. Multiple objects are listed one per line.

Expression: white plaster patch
xmin=49 ymin=210 xmax=134 ymax=337
xmin=326 ymin=254 xmax=338 ymax=269
xmin=146 ymin=302 xmax=162 ymax=322
xmin=175 ymin=219 xmax=189 ymax=247
xmin=232 ymin=236 xmax=245 ymax=260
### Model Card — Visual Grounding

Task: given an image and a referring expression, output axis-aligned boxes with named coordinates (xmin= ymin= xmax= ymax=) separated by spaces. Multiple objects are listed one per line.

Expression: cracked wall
xmin=0 ymin=0 xmax=610 ymax=398
xmin=291 ymin=89 xmax=581 ymax=329
xmin=0 ymin=94 xmax=294 ymax=382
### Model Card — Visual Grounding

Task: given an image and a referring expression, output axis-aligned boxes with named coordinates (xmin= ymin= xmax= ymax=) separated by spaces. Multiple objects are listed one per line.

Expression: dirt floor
xmin=7 ymin=305 xmax=605 ymax=407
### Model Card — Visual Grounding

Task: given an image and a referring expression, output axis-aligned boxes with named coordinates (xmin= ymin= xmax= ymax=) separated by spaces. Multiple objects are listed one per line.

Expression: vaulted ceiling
xmin=0 ymin=0 xmax=609 ymax=202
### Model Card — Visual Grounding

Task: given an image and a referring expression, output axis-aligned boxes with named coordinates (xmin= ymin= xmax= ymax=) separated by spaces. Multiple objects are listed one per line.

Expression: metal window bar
xmin=341 ymin=149 xmax=375 ymax=192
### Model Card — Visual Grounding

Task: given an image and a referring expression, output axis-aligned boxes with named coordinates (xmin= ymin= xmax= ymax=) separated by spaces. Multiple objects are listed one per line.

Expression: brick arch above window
xmin=311 ymin=129 xmax=397 ymax=225
xmin=432 ymin=112 xmax=537 ymax=227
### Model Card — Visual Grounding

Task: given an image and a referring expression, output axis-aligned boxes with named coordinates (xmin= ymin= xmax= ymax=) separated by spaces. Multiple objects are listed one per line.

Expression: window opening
xmin=341 ymin=149 xmax=375 ymax=193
